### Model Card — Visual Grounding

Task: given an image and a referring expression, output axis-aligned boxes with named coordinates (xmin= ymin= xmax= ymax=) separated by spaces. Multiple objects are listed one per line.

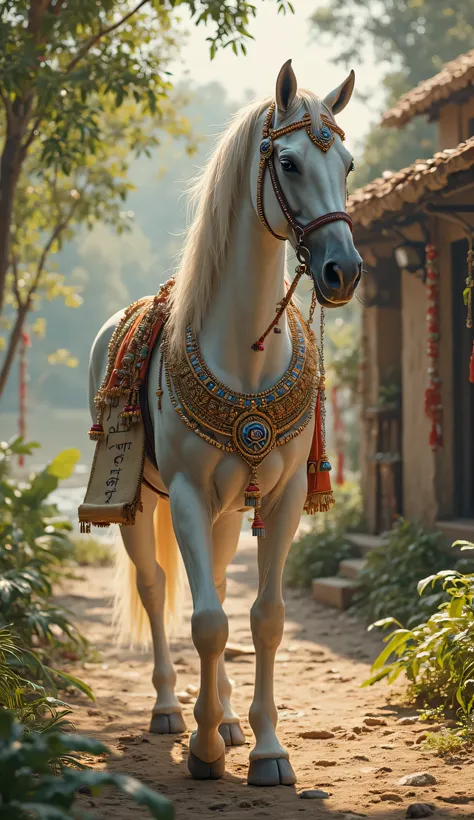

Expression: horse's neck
xmin=199 ymin=201 xmax=291 ymax=394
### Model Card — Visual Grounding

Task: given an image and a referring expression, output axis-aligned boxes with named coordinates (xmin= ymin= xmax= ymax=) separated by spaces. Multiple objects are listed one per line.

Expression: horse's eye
xmin=280 ymin=157 xmax=298 ymax=173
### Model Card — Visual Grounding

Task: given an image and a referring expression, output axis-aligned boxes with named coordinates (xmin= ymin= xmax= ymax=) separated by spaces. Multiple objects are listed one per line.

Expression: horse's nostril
xmin=322 ymin=261 xmax=343 ymax=291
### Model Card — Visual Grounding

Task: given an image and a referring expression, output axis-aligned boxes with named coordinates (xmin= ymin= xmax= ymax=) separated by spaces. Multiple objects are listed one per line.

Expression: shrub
xmin=285 ymin=481 xmax=362 ymax=587
xmin=72 ymin=536 xmax=113 ymax=567
xmin=0 ymin=710 xmax=174 ymax=819
xmin=353 ymin=518 xmax=473 ymax=626
xmin=364 ymin=541 xmax=474 ymax=726
xmin=0 ymin=438 xmax=92 ymax=711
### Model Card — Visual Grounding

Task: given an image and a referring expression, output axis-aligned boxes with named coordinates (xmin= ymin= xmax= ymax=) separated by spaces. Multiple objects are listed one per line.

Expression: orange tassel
xmin=305 ymin=392 xmax=334 ymax=514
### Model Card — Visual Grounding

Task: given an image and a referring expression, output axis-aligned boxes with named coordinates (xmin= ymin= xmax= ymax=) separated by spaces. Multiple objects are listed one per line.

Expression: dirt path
xmin=59 ymin=533 xmax=473 ymax=820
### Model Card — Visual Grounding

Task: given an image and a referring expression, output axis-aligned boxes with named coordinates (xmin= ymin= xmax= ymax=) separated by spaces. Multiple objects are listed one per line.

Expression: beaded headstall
xmin=253 ymin=101 xmax=353 ymax=352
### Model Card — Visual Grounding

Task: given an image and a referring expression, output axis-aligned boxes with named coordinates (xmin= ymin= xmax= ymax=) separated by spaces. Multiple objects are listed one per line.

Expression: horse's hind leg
xmin=119 ymin=483 xmax=185 ymax=734
xmin=213 ymin=513 xmax=246 ymax=748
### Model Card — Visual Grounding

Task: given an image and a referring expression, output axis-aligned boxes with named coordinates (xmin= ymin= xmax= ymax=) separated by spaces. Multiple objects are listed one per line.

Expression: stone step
xmin=436 ymin=519 xmax=474 ymax=547
xmin=345 ymin=532 xmax=385 ymax=557
xmin=339 ymin=557 xmax=367 ymax=581
xmin=312 ymin=576 xmax=359 ymax=610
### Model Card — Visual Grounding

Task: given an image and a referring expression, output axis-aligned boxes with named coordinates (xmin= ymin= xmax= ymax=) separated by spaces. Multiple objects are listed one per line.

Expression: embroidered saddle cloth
xmin=78 ymin=278 xmax=333 ymax=534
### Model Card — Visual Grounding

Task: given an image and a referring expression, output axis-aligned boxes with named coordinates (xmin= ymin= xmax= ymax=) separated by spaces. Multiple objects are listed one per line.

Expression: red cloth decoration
xmin=424 ymin=244 xmax=443 ymax=451
xmin=304 ymin=392 xmax=334 ymax=513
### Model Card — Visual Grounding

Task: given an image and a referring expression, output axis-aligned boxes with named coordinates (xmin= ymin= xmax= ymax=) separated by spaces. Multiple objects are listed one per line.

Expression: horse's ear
xmin=276 ymin=59 xmax=297 ymax=113
xmin=323 ymin=70 xmax=355 ymax=115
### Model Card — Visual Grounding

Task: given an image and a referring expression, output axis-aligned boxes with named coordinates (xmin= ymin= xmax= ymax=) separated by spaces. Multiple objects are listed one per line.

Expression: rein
xmin=252 ymin=101 xmax=353 ymax=352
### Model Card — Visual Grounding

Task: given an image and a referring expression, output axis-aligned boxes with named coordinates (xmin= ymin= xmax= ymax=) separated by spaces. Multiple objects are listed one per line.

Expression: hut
xmin=312 ymin=50 xmax=474 ymax=608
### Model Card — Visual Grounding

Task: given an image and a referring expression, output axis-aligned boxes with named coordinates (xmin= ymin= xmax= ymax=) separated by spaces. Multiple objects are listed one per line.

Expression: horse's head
xmin=252 ymin=60 xmax=362 ymax=307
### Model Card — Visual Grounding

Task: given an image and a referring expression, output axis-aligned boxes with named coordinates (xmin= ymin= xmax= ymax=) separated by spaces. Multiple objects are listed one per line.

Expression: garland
xmin=463 ymin=237 xmax=474 ymax=383
xmin=424 ymin=243 xmax=443 ymax=451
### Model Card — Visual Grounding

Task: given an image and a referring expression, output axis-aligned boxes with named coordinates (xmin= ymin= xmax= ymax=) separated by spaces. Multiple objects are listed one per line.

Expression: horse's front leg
xmin=248 ymin=468 xmax=307 ymax=787
xmin=169 ymin=473 xmax=227 ymax=780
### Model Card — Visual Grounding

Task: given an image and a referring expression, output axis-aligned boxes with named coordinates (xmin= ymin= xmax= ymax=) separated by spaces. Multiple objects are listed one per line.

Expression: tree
xmin=0 ymin=0 xmax=293 ymax=399
xmin=310 ymin=1 xmax=474 ymax=186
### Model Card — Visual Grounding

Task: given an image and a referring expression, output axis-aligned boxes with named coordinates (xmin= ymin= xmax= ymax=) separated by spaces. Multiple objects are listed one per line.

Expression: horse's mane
xmin=166 ymin=89 xmax=326 ymax=360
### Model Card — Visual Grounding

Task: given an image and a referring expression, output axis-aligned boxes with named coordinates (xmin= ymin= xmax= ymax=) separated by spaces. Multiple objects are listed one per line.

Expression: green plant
xmin=353 ymin=518 xmax=472 ymax=626
xmin=364 ymin=542 xmax=474 ymax=724
xmin=72 ymin=537 xmax=112 ymax=568
xmin=285 ymin=482 xmax=362 ymax=588
xmin=0 ymin=438 xmax=93 ymax=706
xmin=0 ymin=710 xmax=174 ymax=820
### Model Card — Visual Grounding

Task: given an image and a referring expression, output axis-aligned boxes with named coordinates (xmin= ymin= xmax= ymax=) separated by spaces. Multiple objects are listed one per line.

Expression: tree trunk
xmin=0 ymin=302 xmax=29 ymax=399
xmin=0 ymin=127 xmax=25 ymax=315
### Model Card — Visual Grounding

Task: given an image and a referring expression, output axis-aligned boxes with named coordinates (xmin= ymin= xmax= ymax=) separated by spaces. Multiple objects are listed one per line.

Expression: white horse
xmin=89 ymin=60 xmax=361 ymax=786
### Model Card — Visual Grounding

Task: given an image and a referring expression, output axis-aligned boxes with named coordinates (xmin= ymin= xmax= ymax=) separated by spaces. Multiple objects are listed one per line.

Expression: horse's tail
xmin=113 ymin=497 xmax=183 ymax=648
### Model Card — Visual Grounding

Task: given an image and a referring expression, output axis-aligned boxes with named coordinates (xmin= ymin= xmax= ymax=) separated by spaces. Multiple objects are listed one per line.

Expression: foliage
xmin=0 ymin=709 xmax=174 ymax=820
xmin=363 ymin=542 xmax=474 ymax=725
xmin=353 ymin=518 xmax=474 ymax=626
xmin=72 ymin=537 xmax=112 ymax=568
xmin=0 ymin=626 xmax=75 ymax=735
xmin=285 ymin=481 xmax=363 ymax=588
xmin=311 ymin=1 xmax=474 ymax=185
xmin=0 ymin=1 xmax=293 ymax=398
xmin=0 ymin=438 xmax=92 ymax=702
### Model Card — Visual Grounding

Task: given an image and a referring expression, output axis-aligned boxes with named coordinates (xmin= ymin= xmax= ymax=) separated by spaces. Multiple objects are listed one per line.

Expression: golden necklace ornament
xmin=163 ymin=303 xmax=319 ymax=537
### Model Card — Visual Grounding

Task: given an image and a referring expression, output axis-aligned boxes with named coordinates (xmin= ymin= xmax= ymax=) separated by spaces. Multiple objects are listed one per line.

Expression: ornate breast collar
xmin=162 ymin=304 xmax=319 ymax=534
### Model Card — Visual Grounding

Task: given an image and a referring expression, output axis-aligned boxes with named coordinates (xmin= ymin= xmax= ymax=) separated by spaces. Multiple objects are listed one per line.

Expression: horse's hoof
xmin=248 ymin=758 xmax=296 ymax=787
xmin=219 ymin=722 xmax=246 ymax=747
xmin=188 ymin=750 xmax=226 ymax=780
xmin=149 ymin=712 xmax=186 ymax=734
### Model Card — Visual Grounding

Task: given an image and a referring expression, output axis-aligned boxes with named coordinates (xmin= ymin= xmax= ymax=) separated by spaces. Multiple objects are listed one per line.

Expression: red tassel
xmin=251 ymin=510 xmax=265 ymax=538
xmin=304 ymin=392 xmax=334 ymax=514
xmin=470 ymin=341 xmax=474 ymax=384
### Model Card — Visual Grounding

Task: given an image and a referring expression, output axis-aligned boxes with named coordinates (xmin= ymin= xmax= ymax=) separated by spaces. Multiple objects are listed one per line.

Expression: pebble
xmin=237 ymin=801 xmax=252 ymax=809
xmin=177 ymin=691 xmax=195 ymax=704
xmin=397 ymin=716 xmax=418 ymax=725
xmin=299 ymin=729 xmax=335 ymax=739
xmin=415 ymin=733 xmax=428 ymax=744
xmin=346 ymin=732 xmax=358 ymax=740
xmin=299 ymin=789 xmax=330 ymax=800
xmin=406 ymin=803 xmax=436 ymax=818
xmin=314 ymin=759 xmax=337 ymax=767
xmin=380 ymin=793 xmax=404 ymax=803
xmin=399 ymin=772 xmax=438 ymax=787
xmin=186 ymin=683 xmax=199 ymax=695
xmin=364 ymin=717 xmax=387 ymax=727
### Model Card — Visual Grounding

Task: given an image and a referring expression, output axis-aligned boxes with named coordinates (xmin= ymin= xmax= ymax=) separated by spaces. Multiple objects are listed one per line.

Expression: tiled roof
xmin=347 ymin=138 xmax=474 ymax=228
xmin=382 ymin=49 xmax=474 ymax=128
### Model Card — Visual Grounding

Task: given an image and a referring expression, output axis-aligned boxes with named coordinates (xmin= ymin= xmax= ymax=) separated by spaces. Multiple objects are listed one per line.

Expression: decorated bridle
xmin=252 ymin=101 xmax=353 ymax=352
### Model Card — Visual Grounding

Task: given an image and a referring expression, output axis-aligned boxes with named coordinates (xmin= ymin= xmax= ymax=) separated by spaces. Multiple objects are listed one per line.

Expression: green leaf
xmin=361 ymin=667 xmax=393 ymax=687
xmin=45 ymin=667 xmax=95 ymax=701
xmin=368 ymin=617 xmax=404 ymax=631
xmin=372 ymin=630 xmax=412 ymax=671
xmin=48 ymin=449 xmax=81 ymax=480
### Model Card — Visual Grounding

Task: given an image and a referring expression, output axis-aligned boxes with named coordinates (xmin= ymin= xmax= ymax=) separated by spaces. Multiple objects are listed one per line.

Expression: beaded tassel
xmin=245 ymin=467 xmax=261 ymax=508
xmin=317 ymin=306 xmax=332 ymax=474
xmin=251 ymin=509 xmax=265 ymax=538
xmin=89 ymin=423 xmax=104 ymax=441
